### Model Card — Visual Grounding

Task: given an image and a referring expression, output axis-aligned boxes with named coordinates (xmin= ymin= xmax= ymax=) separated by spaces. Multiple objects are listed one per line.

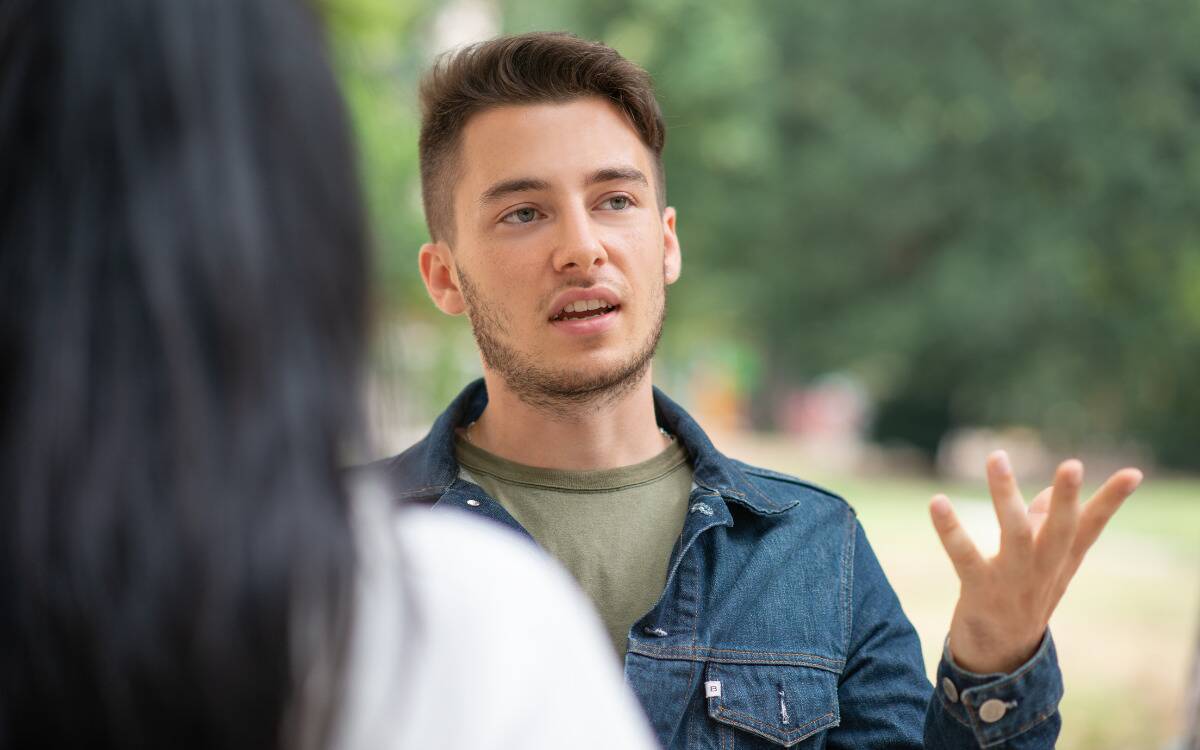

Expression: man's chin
xmin=522 ymin=359 xmax=649 ymax=397
xmin=485 ymin=351 xmax=654 ymax=411
xmin=473 ymin=299 xmax=665 ymax=411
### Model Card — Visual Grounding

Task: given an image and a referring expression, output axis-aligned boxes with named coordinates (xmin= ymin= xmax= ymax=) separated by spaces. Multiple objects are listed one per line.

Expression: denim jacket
xmin=370 ymin=380 xmax=1064 ymax=748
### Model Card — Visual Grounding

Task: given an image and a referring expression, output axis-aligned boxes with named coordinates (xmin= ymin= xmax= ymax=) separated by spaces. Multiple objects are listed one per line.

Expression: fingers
xmin=1070 ymin=468 xmax=1144 ymax=565
xmin=986 ymin=450 xmax=1033 ymax=552
xmin=1028 ymin=487 xmax=1052 ymax=517
xmin=930 ymin=494 xmax=985 ymax=579
xmin=1035 ymin=460 xmax=1082 ymax=572
xmin=1026 ymin=486 xmax=1052 ymax=535
xmin=1050 ymin=468 xmax=1143 ymax=610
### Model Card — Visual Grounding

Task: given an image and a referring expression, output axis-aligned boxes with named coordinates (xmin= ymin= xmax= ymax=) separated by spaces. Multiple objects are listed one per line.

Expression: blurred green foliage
xmin=325 ymin=0 xmax=1200 ymax=468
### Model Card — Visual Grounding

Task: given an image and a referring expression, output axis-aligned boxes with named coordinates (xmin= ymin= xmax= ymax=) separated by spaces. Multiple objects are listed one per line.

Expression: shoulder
xmin=396 ymin=509 xmax=572 ymax=604
xmin=350 ymin=435 xmax=448 ymax=503
xmin=729 ymin=458 xmax=858 ymax=520
xmin=390 ymin=509 xmax=614 ymax=669
xmin=336 ymin=501 xmax=657 ymax=750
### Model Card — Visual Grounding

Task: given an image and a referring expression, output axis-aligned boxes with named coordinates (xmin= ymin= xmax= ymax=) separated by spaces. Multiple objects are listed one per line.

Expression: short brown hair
xmin=418 ymin=32 xmax=667 ymax=243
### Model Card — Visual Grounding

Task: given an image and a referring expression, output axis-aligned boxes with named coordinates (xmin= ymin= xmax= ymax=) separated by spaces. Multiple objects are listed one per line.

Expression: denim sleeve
xmin=925 ymin=631 xmax=1063 ymax=748
xmin=830 ymin=521 xmax=1064 ymax=749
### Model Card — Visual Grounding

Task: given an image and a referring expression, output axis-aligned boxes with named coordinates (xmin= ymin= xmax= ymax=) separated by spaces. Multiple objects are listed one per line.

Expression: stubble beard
xmin=457 ymin=267 xmax=665 ymax=418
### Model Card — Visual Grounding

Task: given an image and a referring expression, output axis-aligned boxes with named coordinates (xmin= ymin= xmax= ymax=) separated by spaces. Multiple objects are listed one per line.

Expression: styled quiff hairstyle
xmin=418 ymin=32 xmax=667 ymax=243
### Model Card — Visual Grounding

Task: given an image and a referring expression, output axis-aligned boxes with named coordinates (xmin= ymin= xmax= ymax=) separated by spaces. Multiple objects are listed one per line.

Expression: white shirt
xmin=331 ymin=485 xmax=660 ymax=750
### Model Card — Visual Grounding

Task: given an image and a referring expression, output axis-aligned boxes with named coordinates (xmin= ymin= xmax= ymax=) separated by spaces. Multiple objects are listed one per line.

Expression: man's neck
xmin=465 ymin=369 xmax=668 ymax=471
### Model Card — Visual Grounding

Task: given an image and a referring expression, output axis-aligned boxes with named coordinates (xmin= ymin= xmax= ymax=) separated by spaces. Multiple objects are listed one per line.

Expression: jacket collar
xmin=373 ymin=378 xmax=795 ymax=515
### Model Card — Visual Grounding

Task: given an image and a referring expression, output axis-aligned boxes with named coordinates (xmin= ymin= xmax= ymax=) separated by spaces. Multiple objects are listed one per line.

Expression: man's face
xmin=425 ymin=97 xmax=681 ymax=406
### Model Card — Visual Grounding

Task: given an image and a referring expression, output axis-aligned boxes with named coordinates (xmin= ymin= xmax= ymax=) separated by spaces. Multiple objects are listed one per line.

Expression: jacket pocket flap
xmin=705 ymin=662 xmax=839 ymax=746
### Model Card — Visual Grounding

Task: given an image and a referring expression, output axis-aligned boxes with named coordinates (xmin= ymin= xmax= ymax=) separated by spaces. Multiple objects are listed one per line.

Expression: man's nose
xmin=551 ymin=207 xmax=607 ymax=273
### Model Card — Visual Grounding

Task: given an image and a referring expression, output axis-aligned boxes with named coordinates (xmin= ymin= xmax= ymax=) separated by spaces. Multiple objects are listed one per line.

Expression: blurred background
xmin=322 ymin=0 xmax=1200 ymax=746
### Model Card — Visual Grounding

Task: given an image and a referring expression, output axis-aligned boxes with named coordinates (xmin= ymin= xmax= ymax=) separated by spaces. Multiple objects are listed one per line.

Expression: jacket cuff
xmin=934 ymin=630 xmax=1063 ymax=748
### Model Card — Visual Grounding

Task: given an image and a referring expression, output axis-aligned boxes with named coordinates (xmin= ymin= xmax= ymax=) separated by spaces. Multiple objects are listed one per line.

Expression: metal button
xmin=466 ymin=499 xmax=481 ymax=507
xmin=941 ymin=677 xmax=959 ymax=703
xmin=979 ymin=698 xmax=1008 ymax=723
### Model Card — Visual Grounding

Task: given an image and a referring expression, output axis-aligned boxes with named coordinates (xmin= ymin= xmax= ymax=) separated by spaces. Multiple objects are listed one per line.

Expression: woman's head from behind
xmin=1 ymin=0 xmax=366 ymax=746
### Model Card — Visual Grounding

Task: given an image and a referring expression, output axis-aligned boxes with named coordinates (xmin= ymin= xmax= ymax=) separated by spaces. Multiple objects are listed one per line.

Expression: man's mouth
xmin=549 ymin=299 xmax=619 ymax=322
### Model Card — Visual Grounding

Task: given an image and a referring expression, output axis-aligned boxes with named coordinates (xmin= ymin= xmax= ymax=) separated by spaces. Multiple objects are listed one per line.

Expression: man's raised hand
xmin=929 ymin=450 xmax=1143 ymax=674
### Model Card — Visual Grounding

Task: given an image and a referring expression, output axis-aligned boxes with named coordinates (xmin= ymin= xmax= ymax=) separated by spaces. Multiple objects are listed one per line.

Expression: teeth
xmin=559 ymin=299 xmax=611 ymax=315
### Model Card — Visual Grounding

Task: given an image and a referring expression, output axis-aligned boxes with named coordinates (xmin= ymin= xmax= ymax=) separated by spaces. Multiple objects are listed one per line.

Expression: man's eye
xmin=600 ymin=196 xmax=632 ymax=211
xmin=501 ymin=207 xmax=540 ymax=224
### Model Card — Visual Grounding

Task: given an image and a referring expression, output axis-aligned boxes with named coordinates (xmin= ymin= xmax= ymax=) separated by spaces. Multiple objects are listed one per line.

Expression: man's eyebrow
xmin=478 ymin=177 xmax=551 ymax=206
xmin=477 ymin=168 xmax=648 ymax=206
xmin=586 ymin=166 xmax=649 ymax=187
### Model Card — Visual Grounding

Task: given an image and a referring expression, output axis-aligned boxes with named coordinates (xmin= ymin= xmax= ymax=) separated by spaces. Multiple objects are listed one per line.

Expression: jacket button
xmin=979 ymin=699 xmax=1008 ymax=723
xmin=466 ymin=499 xmax=481 ymax=507
xmin=941 ymin=677 xmax=958 ymax=703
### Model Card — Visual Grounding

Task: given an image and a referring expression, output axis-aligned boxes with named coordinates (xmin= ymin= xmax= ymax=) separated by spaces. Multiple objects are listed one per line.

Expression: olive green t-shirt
xmin=454 ymin=434 xmax=693 ymax=658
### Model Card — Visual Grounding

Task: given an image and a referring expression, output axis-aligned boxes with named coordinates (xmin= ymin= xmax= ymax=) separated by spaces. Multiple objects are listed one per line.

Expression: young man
xmin=374 ymin=33 xmax=1143 ymax=748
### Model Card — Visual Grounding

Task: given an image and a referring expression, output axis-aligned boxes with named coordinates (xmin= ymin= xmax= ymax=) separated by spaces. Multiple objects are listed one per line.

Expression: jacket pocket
xmin=704 ymin=662 xmax=840 ymax=747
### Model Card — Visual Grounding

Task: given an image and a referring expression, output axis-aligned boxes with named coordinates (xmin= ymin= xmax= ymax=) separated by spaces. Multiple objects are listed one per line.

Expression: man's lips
xmin=549 ymin=305 xmax=621 ymax=335
xmin=549 ymin=300 xmax=620 ymax=322
xmin=547 ymin=287 xmax=621 ymax=321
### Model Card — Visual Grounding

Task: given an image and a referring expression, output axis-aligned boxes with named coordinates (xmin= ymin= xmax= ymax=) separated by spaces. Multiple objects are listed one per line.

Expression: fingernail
xmin=931 ymin=495 xmax=952 ymax=518
xmin=1063 ymin=459 xmax=1083 ymax=483
xmin=993 ymin=450 xmax=1011 ymax=476
xmin=1127 ymin=469 xmax=1144 ymax=488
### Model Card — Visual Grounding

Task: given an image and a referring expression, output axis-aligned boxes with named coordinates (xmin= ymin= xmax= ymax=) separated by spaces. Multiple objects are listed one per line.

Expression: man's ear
xmin=662 ymin=206 xmax=682 ymax=285
xmin=418 ymin=241 xmax=467 ymax=315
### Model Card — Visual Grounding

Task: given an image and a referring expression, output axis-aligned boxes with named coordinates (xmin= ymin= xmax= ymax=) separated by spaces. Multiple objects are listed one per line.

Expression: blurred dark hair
xmin=0 ymin=0 xmax=367 ymax=747
xmin=418 ymin=31 xmax=667 ymax=243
